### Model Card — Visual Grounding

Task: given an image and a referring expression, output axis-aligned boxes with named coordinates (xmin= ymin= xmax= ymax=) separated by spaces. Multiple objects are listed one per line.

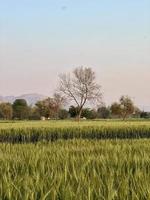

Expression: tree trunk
xmin=77 ymin=108 xmax=82 ymax=121
xmin=123 ymin=113 xmax=127 ymax=121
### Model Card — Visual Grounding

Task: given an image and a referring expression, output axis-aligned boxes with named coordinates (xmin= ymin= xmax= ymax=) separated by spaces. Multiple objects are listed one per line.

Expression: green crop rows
xmin=0 ymin=120 xmax=150 ymax=143
xmin=1 ymin=120 xmax=150 ymax=199
xmin=1 ymin=139 xmax=150 ymax=199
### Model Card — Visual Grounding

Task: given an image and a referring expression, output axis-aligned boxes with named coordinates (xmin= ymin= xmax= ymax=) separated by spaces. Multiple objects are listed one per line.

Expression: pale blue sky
xmin=0 ymin=0 xmax=150 ymax=109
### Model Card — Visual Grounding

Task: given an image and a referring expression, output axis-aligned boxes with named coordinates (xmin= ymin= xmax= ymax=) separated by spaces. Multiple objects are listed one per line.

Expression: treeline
xmin=1 ymin=66 xmax=149 ymax=120
xmin=0 ymin=96 xmax=149 ymax=120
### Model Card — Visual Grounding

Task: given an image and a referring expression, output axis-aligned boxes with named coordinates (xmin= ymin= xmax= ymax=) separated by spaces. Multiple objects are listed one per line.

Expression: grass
xmin=0 ymin=120 xmax=150 ymax=143
xmin=1 ymin=120 xmax=150 ymax=199
xmin=1 ymin=139 xmax=150 ymax=199
xmin=0 ymin=119 xmax=150 ymax=130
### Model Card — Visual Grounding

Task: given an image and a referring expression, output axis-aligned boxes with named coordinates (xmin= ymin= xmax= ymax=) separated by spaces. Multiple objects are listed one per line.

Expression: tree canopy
xmin=59 ymin=66 xmax=102 ymax=119
xmin=111 ymin=96 xmax=135 ymax=120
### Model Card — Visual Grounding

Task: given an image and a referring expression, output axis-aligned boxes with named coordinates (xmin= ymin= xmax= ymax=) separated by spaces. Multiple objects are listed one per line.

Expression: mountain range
xmin=0 ymin=94 xmax=47 ymax=105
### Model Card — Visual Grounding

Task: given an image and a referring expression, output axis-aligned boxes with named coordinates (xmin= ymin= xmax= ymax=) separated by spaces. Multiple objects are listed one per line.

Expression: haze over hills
xmin=0 ymin=93 xmax=149 ymax=112
xmin=0 ymin=94 xmax=47 ymax=105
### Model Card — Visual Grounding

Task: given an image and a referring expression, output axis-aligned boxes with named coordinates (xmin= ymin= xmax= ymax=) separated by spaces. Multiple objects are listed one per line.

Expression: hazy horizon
xmin=0 ymin=0 xmax=150 ymax=110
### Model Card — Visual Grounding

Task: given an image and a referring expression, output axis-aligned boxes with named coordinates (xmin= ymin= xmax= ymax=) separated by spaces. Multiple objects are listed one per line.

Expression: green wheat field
xmin=1 ymin=120 xmax=150 ymax=199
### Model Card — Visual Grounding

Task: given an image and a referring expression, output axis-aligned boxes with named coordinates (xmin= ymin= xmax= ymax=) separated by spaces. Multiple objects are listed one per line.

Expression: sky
xmin=0 ymin=0 xmax=150 ymax=110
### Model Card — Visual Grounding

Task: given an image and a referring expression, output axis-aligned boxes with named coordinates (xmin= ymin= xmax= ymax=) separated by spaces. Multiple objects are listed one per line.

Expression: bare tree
xmin=59 ymin=66 xmax=102 ymax=120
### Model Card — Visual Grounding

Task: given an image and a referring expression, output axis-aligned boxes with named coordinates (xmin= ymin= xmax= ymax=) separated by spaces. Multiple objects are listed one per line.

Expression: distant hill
xmin=0 ymin=94 xmax=47 ymax=105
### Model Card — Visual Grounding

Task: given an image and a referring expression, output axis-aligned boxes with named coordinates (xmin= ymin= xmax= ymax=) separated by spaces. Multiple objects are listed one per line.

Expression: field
xmin=1 ymin=120 xmax=150 ymax=199
xmin=1 ymin=119 xmax=150 ymax=130
xmin=1 ymin=139 xmax=150 ymax=199
xmin=0 ymin=120 xmax=150 ymax=143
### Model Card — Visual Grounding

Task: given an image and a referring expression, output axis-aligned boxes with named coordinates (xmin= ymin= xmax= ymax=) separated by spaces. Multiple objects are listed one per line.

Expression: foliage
xmin=111 ymin=103 xmax=122 ymax=117
xmin=58 ymin=109 xmax=69 ymax=119
xmin=97 ymin=106 xmax=110 ymax=119
xmin=81 ymin=108 xmax=97 ymax=119
xmin=12 ymin=99 xmax=30 ymax=120
xmin=69 ymin=106 xmax=97 ymax=119
xmin=140 ymin=111 xmax=150 ymax=119
xmin=0 ymin=102 xmax=13 ymax=120
xmin=69 ymin=106 xmax=79 ymax=118
xmin=28 ymin=107 xmax=41 ymax=120
xmin=36 ymin=94 xmax=65 ymax=119
xmin=111 ymin=96 xmax=135 ymax=120
xmin=35 ymin=98 xmax=52 ymax=118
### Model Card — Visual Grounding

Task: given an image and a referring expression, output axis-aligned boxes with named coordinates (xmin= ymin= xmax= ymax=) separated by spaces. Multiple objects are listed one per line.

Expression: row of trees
xmin=0 ymin=66 xmax=149 ymax=120
xmin=0 ymin=96 xmax=149 ymax=120
xmin=0 ymin=94 xmax=65 ymax=120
